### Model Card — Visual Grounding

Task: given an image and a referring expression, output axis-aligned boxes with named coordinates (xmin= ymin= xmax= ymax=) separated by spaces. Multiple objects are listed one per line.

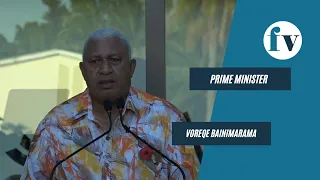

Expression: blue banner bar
xmin=190 ymin=68 xmax=291 ymax=90
xmin=172 ymin=122 xmax=271 ymax=145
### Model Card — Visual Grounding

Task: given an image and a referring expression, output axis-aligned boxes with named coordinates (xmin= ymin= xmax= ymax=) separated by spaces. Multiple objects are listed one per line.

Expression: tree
xmin=54 ymin=0 xmax=145 ymax=57
xmin=0 ymin=34 xmax=16 ymax=59
xmin=166 ymin=0 xmax=236 ymax=121
xmin=14 ymin=22 xmax=47 ymax=54
xmin=42 ymin=0 xmax=70 ymax=49
xmin=6 ymin=0 xmax=69 ymax=56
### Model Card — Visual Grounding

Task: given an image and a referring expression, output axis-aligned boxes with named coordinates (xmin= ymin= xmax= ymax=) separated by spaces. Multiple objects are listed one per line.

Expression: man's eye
xmin=91 ymin=59 xmax=99 ymax=63
xmin=111 ymin=58 xmax=120 ymax=61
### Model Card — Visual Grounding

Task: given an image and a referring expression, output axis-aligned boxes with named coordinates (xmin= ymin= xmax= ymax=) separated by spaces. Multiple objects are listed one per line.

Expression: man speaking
xmin=20 ymin=28 xmax=200 ymax=180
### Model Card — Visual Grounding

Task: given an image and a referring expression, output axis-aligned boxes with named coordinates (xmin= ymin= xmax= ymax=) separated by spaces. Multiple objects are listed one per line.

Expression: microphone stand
xmin=116 ymin=98 xmax=186 ymax=180
xmin=49 ymin=100 xmax=113 ymax=180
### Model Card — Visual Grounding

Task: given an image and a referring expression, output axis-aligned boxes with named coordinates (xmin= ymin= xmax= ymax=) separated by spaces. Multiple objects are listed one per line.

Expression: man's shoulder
xmin=40 ymin=91 xmax=88 ymax=128
xmin=131 ymin=87 xmax=185 ymax=122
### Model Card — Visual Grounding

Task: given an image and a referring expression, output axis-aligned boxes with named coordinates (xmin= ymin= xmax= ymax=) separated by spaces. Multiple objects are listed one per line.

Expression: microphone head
xmin=117 ymin=98 xmax=125 ymax=110
xmin=103 ymin=100 xmax=113 ymax=111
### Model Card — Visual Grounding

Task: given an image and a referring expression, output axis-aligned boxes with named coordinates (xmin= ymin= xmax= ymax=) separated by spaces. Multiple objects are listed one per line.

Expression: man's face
xmin=80 ymin=36 xmax=136 ymax=103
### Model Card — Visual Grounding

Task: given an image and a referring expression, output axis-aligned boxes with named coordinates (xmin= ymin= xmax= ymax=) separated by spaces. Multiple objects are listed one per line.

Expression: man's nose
xmin=99 ymin=61 xmax=113 ymax=74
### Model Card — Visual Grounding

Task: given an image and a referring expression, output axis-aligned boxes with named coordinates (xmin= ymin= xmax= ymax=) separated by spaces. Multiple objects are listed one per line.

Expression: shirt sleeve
xmin=20 ymin=121 xmax=58 ymax=180
xmin=165 ymin=113 xmax=201 ymax=180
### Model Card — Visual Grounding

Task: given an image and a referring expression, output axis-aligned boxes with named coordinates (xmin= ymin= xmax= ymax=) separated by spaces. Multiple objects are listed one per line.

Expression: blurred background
xmin=0 ymin=0 xmax=236 ymax=179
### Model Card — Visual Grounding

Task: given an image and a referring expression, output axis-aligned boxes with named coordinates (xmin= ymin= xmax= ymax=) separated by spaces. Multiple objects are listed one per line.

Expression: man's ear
xmin=79 ymin=62 xmax=85 ymax=77
xmin=129 ymin=59 xmax=136 ymax=78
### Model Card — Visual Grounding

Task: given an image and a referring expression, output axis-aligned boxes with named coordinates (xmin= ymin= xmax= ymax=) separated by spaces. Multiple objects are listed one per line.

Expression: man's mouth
xmin=98 ymin=80 xmax=116 ymax=89
xmin=99 ymin=80 xmax=115 ymax=84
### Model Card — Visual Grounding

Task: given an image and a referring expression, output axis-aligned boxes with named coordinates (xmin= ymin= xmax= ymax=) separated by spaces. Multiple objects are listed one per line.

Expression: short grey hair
xmin=82 ymin=28 xmax=132 ymax=60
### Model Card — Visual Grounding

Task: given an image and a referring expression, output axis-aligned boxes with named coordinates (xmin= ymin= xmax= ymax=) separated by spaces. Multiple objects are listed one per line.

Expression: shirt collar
xmin=78 ymin=87 xmax=138 ymax=121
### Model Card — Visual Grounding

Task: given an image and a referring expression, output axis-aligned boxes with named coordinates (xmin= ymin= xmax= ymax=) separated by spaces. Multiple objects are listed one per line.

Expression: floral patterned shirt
xmin=21 ymin=87 xmax=200 ymax=180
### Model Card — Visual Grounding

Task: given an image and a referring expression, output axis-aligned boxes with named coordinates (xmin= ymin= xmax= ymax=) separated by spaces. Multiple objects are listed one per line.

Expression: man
xmin=21 ymin=28 xmax=200 ymax=179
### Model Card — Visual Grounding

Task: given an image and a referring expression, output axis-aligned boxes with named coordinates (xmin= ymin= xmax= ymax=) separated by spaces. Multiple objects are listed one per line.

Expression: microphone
xmin=116 ymin=98 xmax=186 ymax=180
xmin=49 ymin=100 xmax=113 ymax=180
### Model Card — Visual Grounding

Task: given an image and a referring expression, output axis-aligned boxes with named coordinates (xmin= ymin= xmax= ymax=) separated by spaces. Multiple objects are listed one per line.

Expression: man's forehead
xmin=87 ymin=36 xmax=124 ymax=48
xmin=84 ymin=36 xmax=127 ymax=56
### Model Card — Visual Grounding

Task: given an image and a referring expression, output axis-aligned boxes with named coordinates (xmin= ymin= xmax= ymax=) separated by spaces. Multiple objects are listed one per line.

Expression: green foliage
xmin=0 ymin=34 xmax=17 ymax=59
